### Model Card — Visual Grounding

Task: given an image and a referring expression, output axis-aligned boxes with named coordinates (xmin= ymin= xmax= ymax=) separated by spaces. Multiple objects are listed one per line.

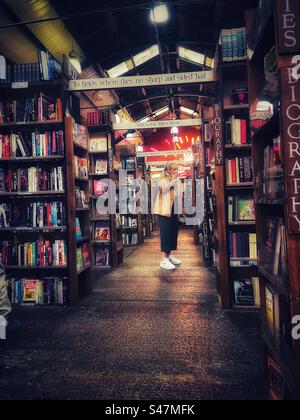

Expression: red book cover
xmin=58 ymin=241 xmax=63 ymax=266
xmin=241 ymin=120 xmax=247 ymax=144
xmin=52 ymin=131 xmax=56 ymax=155
xmin=231 ymin=159 xmax=237 ymax=184
xmin=233 ymin=233 xmax=238 ymax=258
xmin=47 ymin=203 xmax=51 ymax=227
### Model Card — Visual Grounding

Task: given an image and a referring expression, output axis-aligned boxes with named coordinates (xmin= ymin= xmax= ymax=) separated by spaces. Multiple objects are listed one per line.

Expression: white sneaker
xmin=160 ymin=258 xmax=176 ymax=270
xmin=169 ymin=256 xmax=182 ymax=266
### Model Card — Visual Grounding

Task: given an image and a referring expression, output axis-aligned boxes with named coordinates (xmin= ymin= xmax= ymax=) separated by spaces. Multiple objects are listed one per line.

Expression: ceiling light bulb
xmin=150 ymin=4 xmax=169 ymax=24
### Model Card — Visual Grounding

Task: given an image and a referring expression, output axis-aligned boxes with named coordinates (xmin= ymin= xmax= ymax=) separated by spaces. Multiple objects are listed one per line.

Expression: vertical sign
xmin=213 ymin=103 xmax=223 ymax=166
xmin=276 ymin=0 xmax=300 ymax=54
xmin=281 ymin=64 xmax=300 ymax=233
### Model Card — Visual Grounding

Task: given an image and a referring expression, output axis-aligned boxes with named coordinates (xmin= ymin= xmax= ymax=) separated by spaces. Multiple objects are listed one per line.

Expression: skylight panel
xmin=178 ymin=46 xmax=205 ymax=66
xmin=107 ymin=61 xmax=130 ymax=78
xmin=133 ymin=45 xmax=160 ymax=67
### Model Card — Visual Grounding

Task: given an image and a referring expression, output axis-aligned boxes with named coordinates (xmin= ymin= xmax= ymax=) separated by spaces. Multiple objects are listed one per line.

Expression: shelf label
xmin=281 ymin=64 xmax=300 ymax=233
xmin=69 ymin=71 xmax=217 ymax=91
xmin=11 ymin=82 xmax=28 ymax=89
xmin=213 ymin=103 xmax=223 ymax=166
xmin=276 ymin=0 xmax=300 ymax=54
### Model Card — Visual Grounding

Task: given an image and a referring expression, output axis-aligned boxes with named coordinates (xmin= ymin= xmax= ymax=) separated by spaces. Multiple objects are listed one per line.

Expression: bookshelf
xmin=245 ymin=1 xmax=300 ymax=400
xmin=214 ymin=24 xmax=259 ymax=311
xmin=137 ymin=157 xmax=153 ymax=239
xmin=0 ymin=77 xmax=70 ymax=305
xmin=65 ymin=116 xmax=92 ymax=303
xmin=86 ymin=110 xmax=124 ymax=269
xmin=0 ymin=56 xmax=93 ymax=306
xmin=193 ymin=119 xmax=215 ymax=267
xmin=117 ymin=145 xmax=143 ymax=248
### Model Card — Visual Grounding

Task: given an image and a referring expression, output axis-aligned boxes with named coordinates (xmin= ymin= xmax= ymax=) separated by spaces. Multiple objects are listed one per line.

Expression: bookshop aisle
xmin=0 ymin=229 xmax=265 ymax=400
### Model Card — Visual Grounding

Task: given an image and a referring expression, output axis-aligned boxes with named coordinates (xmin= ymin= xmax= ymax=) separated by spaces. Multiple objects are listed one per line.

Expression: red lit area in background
xmin=143 ymin=127 xmax=201 ymax=162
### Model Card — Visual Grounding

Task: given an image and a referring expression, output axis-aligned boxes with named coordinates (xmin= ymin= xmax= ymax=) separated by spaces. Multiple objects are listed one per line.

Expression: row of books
xmin=121 ymin=216 xmax=138 ymax=228
xmin=38 ymin=49 xmax=62 ymax=81
xmin=0 ymin=240 xmax=67 ymax=267
xmin=0 ymin=202 xmax=65 ymax=229
xmin=220 ymin=27 xmax=247 ymax=62
xmin=225 ymin=116 xmax=250 ymax=145
xmin=226 ymin=157 xmax=253 ymax=185
xmin=0 ymin=63 xmax=40 ymax=84
xmin=7 ymin=277 xmax=67 ymax=305
xmin=77 ymin=244 xmax=90 ymax=272
xmin=75 ymin=187 xmax=89 ymax=209
xmin=87 ymin=111 xmax=111 ymax=126
xmin=0 ymin=166 xmax=64 ymax=193
xmin=260 ymin=217 xmax=288 ymax=278
xmin=228 ymin=231 xmax=257 ymax=260
xmin=228 ymin=196 xmax=256 ymax=222
xmin=74 ymin=157 xmax=88 ymax=179
xmin=123 ymin=233 xmax=138 ymax=246
xmin=95 ymin=246 xmax=110 ymax=267
xmin=261 ymin=138 xmax=284 ymax=201
xmin=0 ymin=131 xmax=64 ymax=158
xmin=0 ymin=94 xmax=62 ymax=124
xmin=0 ymin=50 xmax=61 ymax=84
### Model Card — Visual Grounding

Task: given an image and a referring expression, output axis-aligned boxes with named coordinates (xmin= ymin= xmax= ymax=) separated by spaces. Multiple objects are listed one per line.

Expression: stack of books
xmin=226 ymin=157 xmax=253 ymax=184
xmin=225 ymin=116 xmax=250 ymax=145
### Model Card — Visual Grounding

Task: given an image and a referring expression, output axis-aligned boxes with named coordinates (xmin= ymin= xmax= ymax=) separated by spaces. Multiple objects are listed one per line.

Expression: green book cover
xmin=238 ymin=199 xmax=255 ymax=221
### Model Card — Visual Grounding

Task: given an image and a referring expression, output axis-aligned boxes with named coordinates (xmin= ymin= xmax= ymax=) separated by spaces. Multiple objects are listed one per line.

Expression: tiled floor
xmin=0 ymin=229 xmax=266 ymax=400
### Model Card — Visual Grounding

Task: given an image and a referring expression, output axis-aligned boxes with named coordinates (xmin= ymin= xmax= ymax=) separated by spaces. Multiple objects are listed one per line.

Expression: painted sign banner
xmin=113 ymin=118 xmax=202 ymax=131
xmin=69 ymin=71 xmax=217 ymax=91
xmin=213 ymin=103 xmax=223 ymax=166
xmin=281 ymin=64 xmax=300 ymax=233
xmin=276 ymin=0 xmax=300 ymax=54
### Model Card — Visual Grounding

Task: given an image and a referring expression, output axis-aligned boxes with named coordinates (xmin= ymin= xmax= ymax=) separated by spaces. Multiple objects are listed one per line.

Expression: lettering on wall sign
xmin=213 ymin=104 xmax=223 ymax=166
xmin=276 ymin=0 xmax=300 ymax=54
xmin=281 ymin=64 xmax=300 ymax=233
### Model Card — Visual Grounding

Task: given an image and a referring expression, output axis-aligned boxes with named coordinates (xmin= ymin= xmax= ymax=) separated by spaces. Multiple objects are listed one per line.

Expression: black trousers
xmin=158 ymin=213 xmax=179 ymax=253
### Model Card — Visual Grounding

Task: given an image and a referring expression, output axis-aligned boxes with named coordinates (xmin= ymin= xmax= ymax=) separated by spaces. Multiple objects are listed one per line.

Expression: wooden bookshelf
xmin=86 ymin=112 xmax=124 ymax=269
xmin=117 ymin=145 xmax=144 ymax=248
xmin=214 ymin=23 xmax=259 ymax=311
xmin=65 ymin=116 xmax=92 ymax=304
xmin=0 ymin=75 xmax=75 ymax=306
xmin=246 ymin=1 xmax=300 ymax=400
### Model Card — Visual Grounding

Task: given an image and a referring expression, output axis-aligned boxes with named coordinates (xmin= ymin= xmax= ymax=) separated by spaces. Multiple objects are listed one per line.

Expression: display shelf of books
xmin=138 ymin=157 xmax=153 ymax=239
xmin=196 ymin=118 xmax=215 ymax=267
xmin=118 ymin=145 xmax=143 ymax=248
xmin=245 ymin=1 xmax=300 ymax=400
xmin=65 ymin=116 xmax=92 ymax=303
xmin=0 ymin=63 xmax=71 ymax=306
xmin=215 ymin=24 xmax=259 ymax=311
xmin=86 ymin=111 xmax=123 ymax=269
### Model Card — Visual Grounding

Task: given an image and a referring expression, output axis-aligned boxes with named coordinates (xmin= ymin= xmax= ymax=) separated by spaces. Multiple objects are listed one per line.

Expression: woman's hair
xmin=165 ymin=161 xmax=178 ymax=172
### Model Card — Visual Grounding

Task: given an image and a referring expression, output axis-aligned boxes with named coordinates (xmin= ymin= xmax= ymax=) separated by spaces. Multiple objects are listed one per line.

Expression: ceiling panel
xmin=0 ymin=4 xmax=37 ymax=63
xmin=3 ymin=0 xmax=84 ymax=62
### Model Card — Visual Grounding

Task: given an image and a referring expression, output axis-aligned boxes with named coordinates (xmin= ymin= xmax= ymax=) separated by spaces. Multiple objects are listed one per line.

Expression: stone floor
xmin=0 ymin=229 xmax=266 ymax=400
